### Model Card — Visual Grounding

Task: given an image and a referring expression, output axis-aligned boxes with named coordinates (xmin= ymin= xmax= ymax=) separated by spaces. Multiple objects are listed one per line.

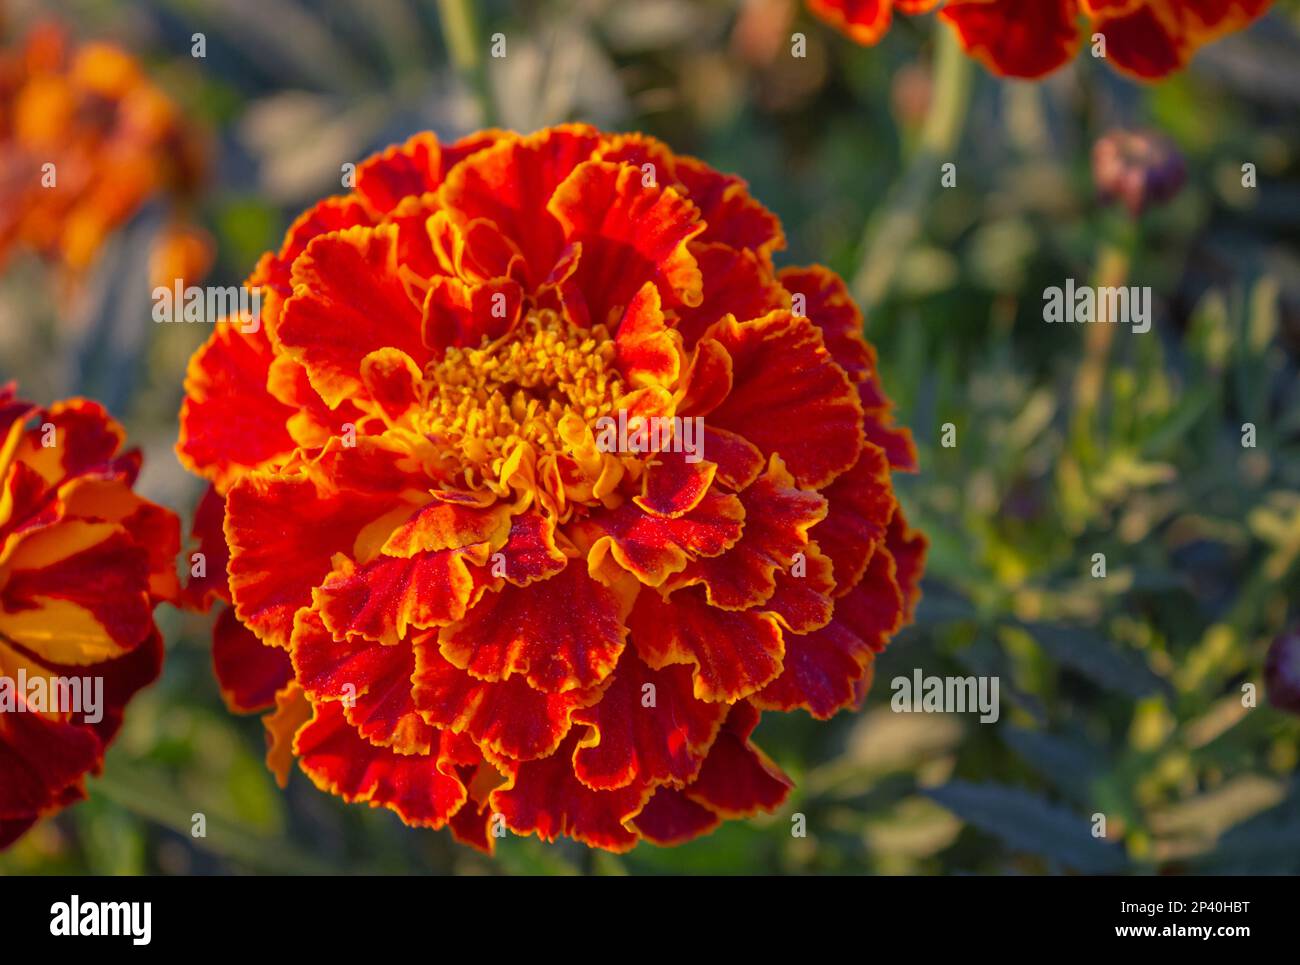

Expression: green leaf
xmin=1025 ymin=624 xmax=1170 ymax=700
xmin=926 ymin=780 xmax=1128 ymax=874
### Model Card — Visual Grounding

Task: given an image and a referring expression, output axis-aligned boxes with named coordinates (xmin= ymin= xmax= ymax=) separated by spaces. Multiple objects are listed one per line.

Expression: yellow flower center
xmin=421 ymin=309 xmax=630 ymax=515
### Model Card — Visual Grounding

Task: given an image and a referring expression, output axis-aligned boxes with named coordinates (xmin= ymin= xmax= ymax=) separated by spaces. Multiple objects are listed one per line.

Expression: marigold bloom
xmin=808 ymin=0 xmax=943 ymax=46
xmin=0 ymin=385 xmax=179 ymax=849
xmin=810 ymin=0 xmax=1272 ymax=81
xmin=0 ymin=22 xmax=208 ymax=277
xmin=177 ymin=125 xmax=924 ymax=852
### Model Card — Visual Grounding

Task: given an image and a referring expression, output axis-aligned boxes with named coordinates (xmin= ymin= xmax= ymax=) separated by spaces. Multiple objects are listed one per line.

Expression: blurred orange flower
xmin=177 ymin=125 xmax=925 ymax=852
xmin=809 ymin=0 xmax=1272 ymax=80
xmin=0 ymin=22 xmax=208 ymax=279
xmin=0 ymin=384 xmax=180 ymax=849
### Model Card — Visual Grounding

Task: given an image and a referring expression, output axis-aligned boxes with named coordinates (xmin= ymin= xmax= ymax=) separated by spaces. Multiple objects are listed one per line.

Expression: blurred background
xmin=2 ymin=0 xmax=1299 ymax=875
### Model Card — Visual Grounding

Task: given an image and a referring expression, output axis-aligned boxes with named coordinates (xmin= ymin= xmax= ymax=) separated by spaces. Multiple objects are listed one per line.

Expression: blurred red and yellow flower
xmin=809 ymin=0 xmax=1272 ymax=80
xmin=178 ymin=124 xmax=924 ymax=852
xmin=0 ymin=22 xmax=208 ymax=278
xmin=808 ymin=0 xmax=943 ymax=46
xmin=0 ymin=385 xmax=180 ymax=849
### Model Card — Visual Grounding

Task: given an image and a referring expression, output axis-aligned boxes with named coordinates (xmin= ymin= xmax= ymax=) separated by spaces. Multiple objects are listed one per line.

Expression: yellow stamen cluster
xmin=421 ymin=309 xmax=626 ymax=502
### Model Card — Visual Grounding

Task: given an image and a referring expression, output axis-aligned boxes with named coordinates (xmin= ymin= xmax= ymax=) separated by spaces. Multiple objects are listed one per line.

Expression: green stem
xmin=437 ymin=0 xmax=498 ymax=127
xmin=1069 ymin=215 xmax=1138 ymax=455
xmin=851 ymin=24 xmax=973 ymax=312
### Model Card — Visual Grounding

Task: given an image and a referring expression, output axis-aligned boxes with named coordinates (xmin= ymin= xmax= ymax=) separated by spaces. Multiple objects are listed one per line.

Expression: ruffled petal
xmin=489 ymin=731 xmax=651 ymax=852
xmin=572 ymin=648 xmax=727 ymax=790
xmin=704 ymin=311 xmax=863 ymax=488
xmin=629 ymin=585 xmax=784 ymax=702
xmin=549 ymin=160 xmax=705 ymax=326
xmin=213 ymin=605 xmax=293 ymax=712
xmin=294 ymin=700 xmax=467 ymax=828
xmin=940 ymin=0 xmax=1083 ymax=79
xmin=438 ymin=560 xmax=635 ymax=693
xmin=277 ymin=225 xmax=429 ymax=409
xmin=412 ymin=631 xmax=599 ymax=760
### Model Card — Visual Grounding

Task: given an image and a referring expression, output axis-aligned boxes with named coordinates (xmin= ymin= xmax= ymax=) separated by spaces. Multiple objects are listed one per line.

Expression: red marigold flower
xmin=808 ymin=0 xmax=943 ymax=46
xmin=810 ymin=0 xmax=1272 ymax=81
xmin=177 ymin=125 xmax=925 ymax=852
xmin=0 ymin=384 xmax=180 ymax=849
xmin=0 ymin=21 xmax=209 ymax=277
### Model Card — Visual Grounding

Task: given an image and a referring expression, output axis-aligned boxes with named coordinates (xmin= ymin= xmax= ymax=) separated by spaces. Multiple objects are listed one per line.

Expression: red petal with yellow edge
xmin=583 ymin=487 xmax=744 ymax=588
xmin=673 ymin=156 xmax=785 ymax=259
xmin=677 ymin=336 xmax=732 ymax=418
xmin=808 ymin=0 xmax=894 ymax=45
xmin=1 ymin=522 xmax=152 ymax=660
xmin=682 ymin=701 xmax=792 ymax=816
xmin=0 ymin=704 xmax=100 ymax=818
xmin=14 ymin=398 xmax=125 ymax=486
xmin=292 ymin=605 xmax=396 ymax=703
xmin=343 ymin=641 xmax=436 ymax=754
xmin=277 ymin=225 xmax=428 ymax=409
xmin=250 ymin=195 xmax=372 ymax=299
xmin=489 ymin=731 xmax=651 ymax=852
xmin=212 ymin=606 xmax=292 ymax=713
xmin=177 ymin=321 xmax=296 ymax=488
xmin=701 ymin=426 xmax=765 ymax=491
xmin=635 ymin=450 xmax=717 ymax=519
xmin=359 ymin=348 xmax=423 ymax=425
xmin=294 ymin=700 xmax=467 ymax=828
xmin=940 ymin=0 xmax=1083 ymax=79
xmin=494 ymin=510 xmax=567 ymax=587
xmin=439 ymin=559 xmax=634 ymax=693
xmin=315 ymin=546 xmax=487 ymax=647
xmin=265 ymin=351 xmax=362 ymax=452
xmin=1089 ymin=1 xmax=1208 ymax=79
xmin=629 ymin=585 xmax=784 ymax=702
xmin=437 ymin=125 xmax=604 ymax=288
xmin=572 ymin=648 xmax=727 ymax=790
xmin=817 ymin=440 xmax=895 ymax=596
xmin=0 ymin=463 xmax=59 ymax=557
xmin=441 ymin=128 xmax=511 ymax=174
xmin=447 ymin=785 xmax=495 ymax=853
xmin=412 ymin=631 xmax=599 ymax=760
xmin=779 ymin=265 xmax=871 ymax=382
xmin=669 ymin=455 xmax=826 ymax=610
xmin=752 ymin=603 xmax=875 ymax=719
xmin=421 ymin=275 xmax=522 ymax=353
xmin=356 ymin=131 xmax=442 ymax=215
xmin=549 ymin=160 xmax=705 ymax=325
xmin=705 ymin=311 xmax=863 ymax=488
xmin=224 ymin=465 xmax=405 ymax=650
xmin=631 ymin=786 xmax=721 ymax=846
xmin=381 ymin=495 xmax=513 ymax=558
xmin=615 ymin=282 xmax=683 ymax=390
xmin=263 ymin=682 xmax=312 ymax=788
xmin=673 ymin=243 xmax=789 ymax=350
xmin=765 ymin=544 xmax=836 ymax=633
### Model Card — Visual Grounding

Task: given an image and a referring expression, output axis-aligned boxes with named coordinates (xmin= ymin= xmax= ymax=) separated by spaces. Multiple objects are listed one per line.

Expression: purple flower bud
xmin=1091 ymin=130 xmax=1187 ymax=218
xmin=1265 ymin=631 xmax=1300 ymax=715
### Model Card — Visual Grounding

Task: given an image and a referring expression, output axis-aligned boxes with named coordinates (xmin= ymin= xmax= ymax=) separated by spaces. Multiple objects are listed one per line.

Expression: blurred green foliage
xmin=2 ymin=0 xmax=1299 ymax=875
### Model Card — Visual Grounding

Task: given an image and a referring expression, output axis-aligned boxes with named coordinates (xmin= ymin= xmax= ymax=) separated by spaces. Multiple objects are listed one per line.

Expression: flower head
xmin=0 ymin=385 xmax=179 ymax=849
xmin=1265 ymin=631 xmax=1300 ymax=716
xmin=178 ymin=125 xmax=924 ymax=852
xmin=1092 ymin=128 xmax=1186 ymax=217
xmin=0 ymin=22 xmax=208 ymax=276
xmin=810 ymin=0 xmax=1272 ymax=81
